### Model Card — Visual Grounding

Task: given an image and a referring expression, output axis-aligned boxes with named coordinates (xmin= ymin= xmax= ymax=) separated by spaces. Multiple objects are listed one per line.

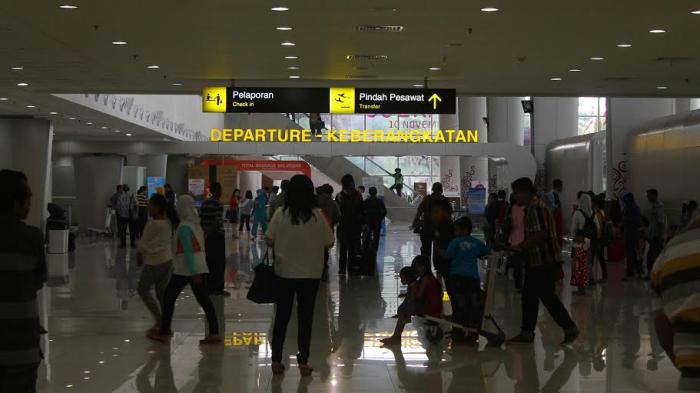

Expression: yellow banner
xmin=210 ymin=128 xmax=479 ymax=143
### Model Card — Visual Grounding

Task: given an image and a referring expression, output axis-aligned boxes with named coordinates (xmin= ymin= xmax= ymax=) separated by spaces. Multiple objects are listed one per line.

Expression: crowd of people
xmin=2 ymin=165 xmax=699 ymax=389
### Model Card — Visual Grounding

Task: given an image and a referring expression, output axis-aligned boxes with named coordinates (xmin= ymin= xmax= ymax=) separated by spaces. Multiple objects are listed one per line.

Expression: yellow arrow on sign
xmin=428 ymin=93 xmax=442 ymax=110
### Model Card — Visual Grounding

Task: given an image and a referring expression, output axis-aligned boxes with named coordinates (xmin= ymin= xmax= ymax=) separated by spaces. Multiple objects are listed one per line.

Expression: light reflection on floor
xmin=36 ymin=223 xmax=682 ymax=392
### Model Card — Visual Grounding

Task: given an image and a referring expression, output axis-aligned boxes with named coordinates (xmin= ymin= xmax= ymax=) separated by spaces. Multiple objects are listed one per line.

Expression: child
xmin=137 ymin=194 xmax=173 ymax=332
xmin=431 ymin=197 xmax=455 ymax=278
xmin=570 ymin=230 xmax=590 ymax=295
xmin=446 ymin=216 xmax=490 ymax=343
xmin=381 ymin=256 xmax=442 ymax=346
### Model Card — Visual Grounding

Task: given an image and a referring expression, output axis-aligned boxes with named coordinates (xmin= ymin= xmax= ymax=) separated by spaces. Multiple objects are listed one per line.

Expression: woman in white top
xmin=266 ymin=175 xmax=334 ymax=376
xmin=148 ymin=195 xmax=221 ymax=345
xmin=136 ymin=194 xmax=173 ymax=330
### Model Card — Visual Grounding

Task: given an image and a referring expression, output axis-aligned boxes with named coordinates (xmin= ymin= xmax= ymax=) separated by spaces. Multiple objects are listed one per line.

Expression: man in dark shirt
xmin=336 ymin=174 xmax=364 ymax=275
xmin=414 ymin=182 xmax=448 ymax=271
xmin=362 ymin=187 xmax=387 ymax=251
xmin=431 ymin=197 xmax=455 ymax=278
xmin=200 ymin=182 xmax=228 ymax=297
xmin=0 ymin=169 xmax=47 ymax=392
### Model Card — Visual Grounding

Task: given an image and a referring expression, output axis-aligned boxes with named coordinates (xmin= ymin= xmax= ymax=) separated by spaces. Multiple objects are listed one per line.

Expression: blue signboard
xmin=147 ymin=176 xmax=166 ymax=198
xmin=467 ymin=185 xmax=487 ymax=214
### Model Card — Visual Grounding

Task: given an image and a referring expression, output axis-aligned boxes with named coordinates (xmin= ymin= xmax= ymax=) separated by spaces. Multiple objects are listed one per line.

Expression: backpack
xmin=578 ymin=210 xmax=597 ymax=240
xmin=601 ymin=218 xmax=615 ymax=246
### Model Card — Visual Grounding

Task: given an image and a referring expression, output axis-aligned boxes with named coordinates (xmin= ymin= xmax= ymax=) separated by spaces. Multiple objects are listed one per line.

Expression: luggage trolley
xmin=423 ymin=250 xmax=506 ymax=347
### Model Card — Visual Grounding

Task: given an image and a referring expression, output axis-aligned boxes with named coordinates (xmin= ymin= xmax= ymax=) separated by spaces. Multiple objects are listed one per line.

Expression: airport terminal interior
xmin=1 ymin=1 xmax=700 ymax=392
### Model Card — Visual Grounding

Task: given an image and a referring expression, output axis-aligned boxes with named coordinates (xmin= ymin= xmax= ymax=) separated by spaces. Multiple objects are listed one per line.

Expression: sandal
xmin=299 ymin=363 xmax=313 ymax=377
xmin=271 ymin=362 xmax=285 ymax=375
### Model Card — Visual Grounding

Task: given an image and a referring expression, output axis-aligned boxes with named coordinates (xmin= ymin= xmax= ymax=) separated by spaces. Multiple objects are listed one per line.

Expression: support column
xmin=487 ymin=97 xmax=524 ymax=145
xmin=0 ymin=119 xmax=53 ymax=228
xmin=456 ymin=97 xmax=489 ymax=212
xmin=238 ymin=171 xmax=262 ymax=195
xmin=74 ymin=155 xmax=123 ymax=232
xmin=532 ymin=97 xmax=579 ymax=166
xmin=165 ymin=155 xmax=192 ymax=195
xmin=606 ymin=98 xmax=675 ymax=197
xmin=126 ymin=154 xmax=168 ymax=178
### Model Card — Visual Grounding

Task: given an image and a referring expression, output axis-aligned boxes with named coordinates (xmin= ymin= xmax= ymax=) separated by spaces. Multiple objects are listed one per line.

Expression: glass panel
xmin=578 ymin=116 xmax=598 ymax=135
xmin=599 ymin=117 xmax=607 ymax=132
xmin=366 ymin=156 xmax=397 ymax=175
xmin=431 ymin=156 xmax=440 ymax=176
xmin=365 ymin=114 xmax=398 ymax=130
xmin=346 ymin=156 xmax=365 ymax=171
xmin=330 ymin=114 xmax=364 ymax=130
xmin=578 ymin=97 xmax=598 ymax=116
xmin=398 ymin=156 xmax=431 ymax=175
xmin=598 ymin=97 xmax=607 ymax=117
xmin=523 ymin=113 xmax=532 ymax=145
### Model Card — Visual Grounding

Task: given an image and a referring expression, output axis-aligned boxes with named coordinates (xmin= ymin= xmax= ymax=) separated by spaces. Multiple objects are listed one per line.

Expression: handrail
xmin=363 ymin=157 xmax=416 ymax=195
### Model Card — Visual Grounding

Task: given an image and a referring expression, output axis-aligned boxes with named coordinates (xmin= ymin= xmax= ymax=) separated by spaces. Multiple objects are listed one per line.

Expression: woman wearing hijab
xmin=621 ymin=192 xmax=642 ymax=280
xmin=251 ymin=189 xmax=269 ymax=240
xmin=148 ymin=194 xmax=221 ymax=344
xmin=570 ymin=193 xmax=593 ymax=294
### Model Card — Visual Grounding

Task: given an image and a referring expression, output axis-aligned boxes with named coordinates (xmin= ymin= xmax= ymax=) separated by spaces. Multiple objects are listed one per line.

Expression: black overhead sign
xmin=201 ymin=87 xmax=456 ymax=114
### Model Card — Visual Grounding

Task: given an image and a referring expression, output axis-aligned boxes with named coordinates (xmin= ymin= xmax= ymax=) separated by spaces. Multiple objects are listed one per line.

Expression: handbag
xmin=246 ymin=250 xmax=277 ymax=304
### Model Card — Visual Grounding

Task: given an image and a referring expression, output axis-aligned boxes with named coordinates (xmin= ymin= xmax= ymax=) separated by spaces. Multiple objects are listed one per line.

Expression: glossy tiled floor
xmin=36 ymin=224 xmax=682 ymax=392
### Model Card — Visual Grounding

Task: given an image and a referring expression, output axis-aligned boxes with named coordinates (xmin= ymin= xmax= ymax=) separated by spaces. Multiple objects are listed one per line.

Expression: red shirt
xmin=229 ymin=196 xmax=239 ymax=210
xmin=418 ymin=273 xmax=443 ymax=318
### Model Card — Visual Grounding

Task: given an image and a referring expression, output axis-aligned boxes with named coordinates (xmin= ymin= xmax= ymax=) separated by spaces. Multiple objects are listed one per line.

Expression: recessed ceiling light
xmin=125 ymin=133 xmax=132 ymax=137
xmin=480 ymin=7 xmax=499 ymax=12
xmin=590 ymin=57 xmax=605 ymax=61
xmin=86 ymin=122 xmax=93 ymax=125
xmin=17 ymin=82 xmax=28 ymax=87
xmin=276 ymin=26 xmax=293 ymax=31
xmin=271 ymin=6 xmax=289 ymax=11
xmin=146 ymin=64 xmax=160 ymax=69
xmin=10 ymin=66 xmax=23 ymax=70
xmin=0 ymin=97 xmax=8 ymax=101
xmin=568 ymin=68 xmax=582 ymax=72
xmin=49 ymin=111 xmax=58 ymax=115
xmin=281 ymin=42 xmax=295 ymax=46
xmin=68 ymin=117 xmax=76 ymax=120
xmin=429 ymin=67 xmax=441 ymax=71
xmin=649 ymin=29 xmax=666 ymax=34
xmin=114 ymin=129 xmax=121 ymax=133
xmin=284 ymin=56 xmax=298 ymax=59
xmin=289 ymin=75 xmax=300 ymax=79
xmin=111 ymin=40 xmax=127 ymax=45
xmin=413 ymin=84 xmax=424 ymax=87
xmin=101 ymin=126 xmax=108 ymax=129
xmin=172 ymin=82 xmax=182 ymax=86
xmin=656 ymin=86 xmax=668 ymax=90
xmin=550 ymin=77 xmax=562 ymax=81
xmin=26 ymin=105 xmax=36 ymax=108
xmin=287 ymin=66 xmax=299 ymax=70
xmin=691 ymin=10 xmax=700 ymax=15
xmin=617 ymin=43 xmax=632 ymax=48
xmin=58 ymin=4 xmax=78 ymax=9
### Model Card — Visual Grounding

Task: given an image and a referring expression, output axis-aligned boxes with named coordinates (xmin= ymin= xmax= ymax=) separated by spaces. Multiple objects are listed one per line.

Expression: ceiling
xmin=1 ymin=0 xmax=700 ymax=134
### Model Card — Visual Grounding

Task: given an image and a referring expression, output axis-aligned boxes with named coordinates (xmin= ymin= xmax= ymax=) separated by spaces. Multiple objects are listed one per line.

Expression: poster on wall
xmin=188 ymin=178 xmax=205 ymax=199
xmin=362 ymin=176 xmax=384 ymax=197
xmin=440 ymin=156 xmax=460 ymax=196
xmin=147 ymin=176 xmax=165 ymax=198
xmin=414 ymin=182 xmax=427 ymax=197
xmin=467 ymin=184 xmax=487 ymax=214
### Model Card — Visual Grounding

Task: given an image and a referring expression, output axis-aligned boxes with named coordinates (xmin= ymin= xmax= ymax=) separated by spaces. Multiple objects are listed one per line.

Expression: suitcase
xmin=349 ymin=226 xmax=377 ymax=276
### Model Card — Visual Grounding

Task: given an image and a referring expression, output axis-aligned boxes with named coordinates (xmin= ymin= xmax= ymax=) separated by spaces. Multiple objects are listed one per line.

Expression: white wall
xmin=0 ymin=119 xmax=54 ymax=227
xmin=532 ymin=97 xmax=579 ymax=166
xmin=607 ymin=98 xmax=675 ymax=195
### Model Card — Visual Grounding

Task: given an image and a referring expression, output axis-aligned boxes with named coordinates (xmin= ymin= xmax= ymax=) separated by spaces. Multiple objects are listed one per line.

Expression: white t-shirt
xmin=138 ymin=219 xmax=173 ymax=265
xmin=267 ymin=208 xmax=334 ymax=279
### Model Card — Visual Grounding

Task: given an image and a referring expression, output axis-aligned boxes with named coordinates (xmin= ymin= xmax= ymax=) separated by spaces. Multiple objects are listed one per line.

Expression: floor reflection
xmin=36 ymin=224 xmax=683 ymax=392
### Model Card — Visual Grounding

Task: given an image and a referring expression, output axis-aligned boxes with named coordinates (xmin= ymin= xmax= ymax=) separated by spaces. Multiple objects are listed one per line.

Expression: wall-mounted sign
xmin=209 ymin=128 xmax=479 ymax=143
xmin=202 ymin=87 xmax=456 ymax=114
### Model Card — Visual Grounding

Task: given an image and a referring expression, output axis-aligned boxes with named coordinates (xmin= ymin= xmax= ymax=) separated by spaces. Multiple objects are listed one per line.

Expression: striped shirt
xmin=199 ymin=197 xmax=224 ymax=235
xmin=0 ymin=216 xmax=47 ymax=367
xmin=523 ymin=196 xmax=562 ymax=269
xmin=137 ymin=192 xmax=148 ymax=208
xmin=651 ymin=219 xmax=700 ymax=390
